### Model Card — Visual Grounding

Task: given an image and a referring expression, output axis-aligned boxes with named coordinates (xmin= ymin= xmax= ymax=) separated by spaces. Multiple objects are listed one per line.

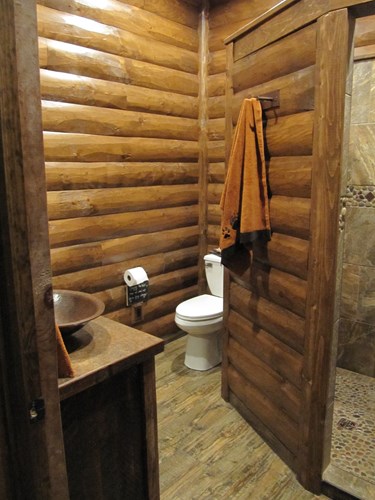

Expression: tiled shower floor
xmin=324 ymin=368 xmax=375 ymax=499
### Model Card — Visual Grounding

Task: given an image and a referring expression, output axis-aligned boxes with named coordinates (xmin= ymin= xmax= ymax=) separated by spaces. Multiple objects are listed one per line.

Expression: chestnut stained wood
xmin=40 ymin=70 xmax=199 ymax=119
xmin=39 ymin=37 xmax=199 ymax=97
xmin=298 ymin=10 xmax=353 ymax=492
xmin=232 ymin=23 xmax=317 ymax=92
xmin=224 ymin=2 xmax=356 ymax=495
xmin=37 ymin=5 xmax=199 ymax=74
xmin=47 ymin=185 xmax=198 ymax=219
xmin=51 ymin=227 xmax=199 ymax=275
xmin=228 ymin=310 xmax=303 ymax=390
xmin=231 ymin=263 xmax=307 ymax=318
xmin=0 ymin=2 xmax=69 ymax=497
xmin=49 ymin=206 xmax=198 ymax=247
xmin=94 ymin=266 xmax=198 ymax=313
xmin=42 ymin=101 xmax=199 ymax=141
xmin=232 ymin=65 xmax=315 ymax=121
xmin=43 ymin=133 xmax=199 ymax=162
xmin=52 ymin=246 xmax=199 ymax=293
xmin=58 ymin=317 xmax=163 ymax=499
xmin=230 ymin=282 xmax=305 ymax=354
xmin=38 ymin=0 xmax=199 ymax=51
xmin=45 ymin=162 xmax=199 ymax=190
xmin=228 ymin=337 xmax=301 ymax=423
xmin=231 ymin=0 xmax=373 ymax=59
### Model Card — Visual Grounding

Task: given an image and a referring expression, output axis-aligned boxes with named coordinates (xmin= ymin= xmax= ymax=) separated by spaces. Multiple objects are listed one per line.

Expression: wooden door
xmin=0 ymin=1 xmax=69 ymax=498
xmin=222 ymin=7 xmax=354 ymax=493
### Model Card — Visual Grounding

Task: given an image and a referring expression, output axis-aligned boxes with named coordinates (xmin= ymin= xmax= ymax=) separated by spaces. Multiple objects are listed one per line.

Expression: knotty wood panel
xmin=223 ymin=4 xmax=353 ymax=495
xmin=37 ymin=0 xmax=200 ymax=339
xmin=206 ymin=0 xmax=281 ymax=254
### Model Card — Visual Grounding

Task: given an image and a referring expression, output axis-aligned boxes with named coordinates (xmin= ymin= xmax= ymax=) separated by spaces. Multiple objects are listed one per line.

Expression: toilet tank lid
xmin=204 ymin=253 xmax=221 ymax=264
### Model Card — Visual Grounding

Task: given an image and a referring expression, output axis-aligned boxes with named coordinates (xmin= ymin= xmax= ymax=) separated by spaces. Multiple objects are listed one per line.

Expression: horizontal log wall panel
xmin=52 ymin=246 xmax=199 ymax=293
xmin=207 ymin=183 xmax=223 ymax=204
xmin=268 ymin=157 xmax=312 ymax=198
xmin=354 ymin=14 xmax=375 ymax=47
xmin=47 ymin=185 xmax=198 ymax=220
xmin=49 ymin=206 xmax=198 ymax=247
xmin=232 ymin=24 xmax=316 ymax=92
xmin=209 ymin=0 xmax=277 ymax=29
xmin=40 ymin=70 xmax=199 ymax=118
xmin=207 ymin=162 xmax=225 ymax=183
xmin=43 ymin=133 xmax=199 ymax=162
xmin=231 ymin=264 xmax=307 ymax=318
xmin=228 ymin=337 xmax=301 ymax=423
xmin=271 ymin=196 xmax=311 ymax=240
xmin=207 ymin=73 xmax=226 ymax=97
xmin=230 ymin=281 xmax=305 ymax=354
xmin=232 ymin=0 xmax=373 ymax=60
xmin=207 ymin=117 xmax=225 ymax=140
xmin=253 ymin=233 xmax=309 ymax=280
xmin=207 ymin=205 xmax=220 ymax=225
xmin=207 ymin=140 xmax=225 ymax=162
xmin=94 ymin=266 xmax=198 ymax=313
xmin=232 ymin=66 xmax=315 ymax=121
xmin=207 ymin=224 xmax=220 ymax=246
xmin=105 ymin=285 xmax=197 ymax=325
xmin=207 ymin=95 xmax=225 ymax=119
xmin=37 ymin=5 xmax=199 ymax=74
xmin=38 ymin=0 xmax=200 ymax=339
xmin=265 ymin=112 xmax=314 ymax=157
xmin=209 ymin=19 xmax=256 ymax=52
xmin=42 ymin=101 xmax=199 ymax=141
xmin=38 ymin=0 xmax=198 ymax=51
xmin=227 ymin=366 xmax=299 ymax=456
xmin=228 ymin=310 xmax=303 ymax=389
xmin=138 ymin=312 xmax=178 ymax=341
xmin=92 ymin=0 xmax=199 ymax=28
xmin=51 ymin=227 xmax=199 ymax=275
xmin=45 ymin=162 xmax=199 ymax=190
xmin=208 ymin=49 xmax=226 ymax=75
xmin=39 ymin=38 xmax=199 ymax=96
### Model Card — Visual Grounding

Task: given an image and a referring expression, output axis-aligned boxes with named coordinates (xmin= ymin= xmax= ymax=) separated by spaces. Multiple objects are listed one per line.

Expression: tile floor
xmin=324 ymin=368 xmax=375 ymax=500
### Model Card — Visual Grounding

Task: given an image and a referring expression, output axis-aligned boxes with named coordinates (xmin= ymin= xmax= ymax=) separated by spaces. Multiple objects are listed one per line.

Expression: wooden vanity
xmin=58 ymin=316 xmax=164 ymax=500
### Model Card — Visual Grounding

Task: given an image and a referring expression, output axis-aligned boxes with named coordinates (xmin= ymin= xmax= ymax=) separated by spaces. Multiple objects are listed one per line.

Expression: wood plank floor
xmin=156 ymin=336 xmax=329 ymax=500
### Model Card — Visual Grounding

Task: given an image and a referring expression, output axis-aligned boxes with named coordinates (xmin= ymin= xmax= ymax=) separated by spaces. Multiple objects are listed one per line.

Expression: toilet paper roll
xmin=124 ymin=267 xmax=148 ymax=287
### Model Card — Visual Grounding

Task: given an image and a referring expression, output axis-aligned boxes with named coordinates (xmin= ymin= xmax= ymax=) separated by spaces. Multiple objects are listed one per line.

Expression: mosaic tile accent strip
xmin=345 ymin=186 xmax=375 ymax=207
xmin=331 ymin=368 xmax=375 ymax=488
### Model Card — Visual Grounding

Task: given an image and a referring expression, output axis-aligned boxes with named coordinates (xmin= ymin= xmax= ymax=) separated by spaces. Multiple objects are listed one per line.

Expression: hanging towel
xmin=219 ymin=98 xmax=271 ymax=267
xmin=56 ymin=323 xmax=74 ymax=378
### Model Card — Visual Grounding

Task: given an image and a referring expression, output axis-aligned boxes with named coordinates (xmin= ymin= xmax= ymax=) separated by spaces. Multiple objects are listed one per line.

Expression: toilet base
xmin=184 ymin=331 xmax=221 ymax=371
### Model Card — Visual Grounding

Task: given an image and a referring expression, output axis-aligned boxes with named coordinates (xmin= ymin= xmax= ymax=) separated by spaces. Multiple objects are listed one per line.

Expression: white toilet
xmin=175 ymin=253 xmax=224 ymax=371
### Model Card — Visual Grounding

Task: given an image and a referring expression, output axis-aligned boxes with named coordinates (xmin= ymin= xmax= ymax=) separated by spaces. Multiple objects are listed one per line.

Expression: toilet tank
xmin=204 ymin=253 xmax=224 ymax=297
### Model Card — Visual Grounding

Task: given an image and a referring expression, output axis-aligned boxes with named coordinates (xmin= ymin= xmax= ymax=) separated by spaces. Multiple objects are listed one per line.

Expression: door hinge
xmin=29 ymin=398 xmax=45 ymax=423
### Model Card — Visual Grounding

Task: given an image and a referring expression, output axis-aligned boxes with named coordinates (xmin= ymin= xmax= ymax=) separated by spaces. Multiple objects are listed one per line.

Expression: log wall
xmin=37 ymin=0 xmax=200 ymax=341
xmin=206 ymin=0 xmax=281 ymax=251
xmin=222 ymin=3 xmax=364 ymax=493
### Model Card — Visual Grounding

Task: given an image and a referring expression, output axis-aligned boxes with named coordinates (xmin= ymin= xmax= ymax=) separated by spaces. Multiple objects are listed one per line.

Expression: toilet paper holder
xmin=124 ymin=267 xmax=149 ymax=307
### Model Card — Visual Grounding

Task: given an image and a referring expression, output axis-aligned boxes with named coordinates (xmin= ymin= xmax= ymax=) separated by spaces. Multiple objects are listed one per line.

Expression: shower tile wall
xmin=338 ymin=58 xmax=375 ymax=378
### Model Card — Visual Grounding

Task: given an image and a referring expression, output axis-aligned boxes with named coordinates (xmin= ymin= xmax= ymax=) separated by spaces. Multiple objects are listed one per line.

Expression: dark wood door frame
xmin=0 ymin=1 xmax=69 ymax=498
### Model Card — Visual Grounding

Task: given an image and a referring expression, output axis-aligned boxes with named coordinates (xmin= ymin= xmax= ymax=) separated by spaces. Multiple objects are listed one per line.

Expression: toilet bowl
xmin=175 ymin=254 xmax=223 ymax=371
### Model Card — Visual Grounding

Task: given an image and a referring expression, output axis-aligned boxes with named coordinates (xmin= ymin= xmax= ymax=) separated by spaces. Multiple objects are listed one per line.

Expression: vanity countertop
xmin=58 ymin=315 xmax=164 ymax=400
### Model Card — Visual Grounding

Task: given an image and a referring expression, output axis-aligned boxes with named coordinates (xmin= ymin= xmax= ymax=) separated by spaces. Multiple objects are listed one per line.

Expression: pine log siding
xmin=206 ymin=0 xmax=280 ymax=250
xmin=37 ymin=0 xmax=200 ymax=340
xmin=219 ymin=2 xmax=375 ymax=493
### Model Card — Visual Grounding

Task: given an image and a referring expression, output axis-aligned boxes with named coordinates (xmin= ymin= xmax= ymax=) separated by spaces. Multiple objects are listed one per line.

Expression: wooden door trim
xmin=298 ymin=8 xmax=353 ymax=493
xmin=0 ymin=0 xmax=69 ymax=497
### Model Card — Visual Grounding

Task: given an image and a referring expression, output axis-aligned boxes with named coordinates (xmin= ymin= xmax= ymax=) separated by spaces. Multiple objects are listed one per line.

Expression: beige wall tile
xmin=343 ymin=207 xmax=375 ymax=266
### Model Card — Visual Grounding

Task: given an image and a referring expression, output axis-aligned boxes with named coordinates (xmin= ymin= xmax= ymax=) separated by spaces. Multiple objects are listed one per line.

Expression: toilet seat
xmin=175 ymin=294 xmax=223 ymax=322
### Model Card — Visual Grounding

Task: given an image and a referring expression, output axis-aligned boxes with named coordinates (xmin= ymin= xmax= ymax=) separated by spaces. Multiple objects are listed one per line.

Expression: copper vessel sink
xmin=53 ymin=289 xmax=105 ymax=335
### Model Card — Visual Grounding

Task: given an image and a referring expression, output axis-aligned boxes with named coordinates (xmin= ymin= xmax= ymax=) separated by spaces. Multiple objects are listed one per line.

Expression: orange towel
xmin=220 ymin=98 xmax=271 ymax=267
xmin=56 ymin=323 xmax=74 ymax=378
